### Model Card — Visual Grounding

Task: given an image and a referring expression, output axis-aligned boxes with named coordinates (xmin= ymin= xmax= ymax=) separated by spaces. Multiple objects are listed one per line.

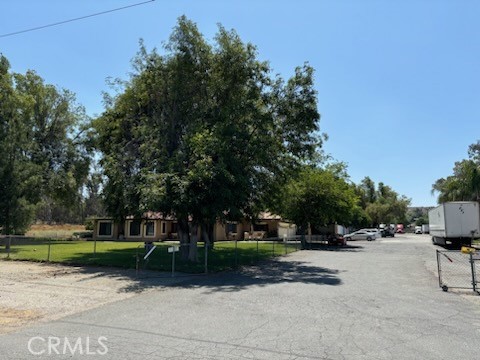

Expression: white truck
xmin=421 ymin=224 xmax=429 ymax=234
xmin=428 ymin=201 xmax=480 ymax=248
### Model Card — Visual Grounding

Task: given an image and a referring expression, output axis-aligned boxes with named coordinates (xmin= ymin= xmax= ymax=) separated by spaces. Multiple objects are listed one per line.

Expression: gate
xmin=436 ymin=249 xmax=479 ymax=293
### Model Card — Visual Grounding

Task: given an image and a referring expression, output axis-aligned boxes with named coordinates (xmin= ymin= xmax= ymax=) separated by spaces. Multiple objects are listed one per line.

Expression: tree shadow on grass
xmin=1 ymin=243 xmax=347 ymax=294
xmin=3 ymin=254 xmax=344 ymax=294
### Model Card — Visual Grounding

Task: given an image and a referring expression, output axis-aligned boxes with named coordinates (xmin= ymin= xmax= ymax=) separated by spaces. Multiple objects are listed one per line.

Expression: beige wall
xmin=94 ymin=217 xmax=296 ymax=241
xmin=94 ymin=219 xmax=175 ymax=241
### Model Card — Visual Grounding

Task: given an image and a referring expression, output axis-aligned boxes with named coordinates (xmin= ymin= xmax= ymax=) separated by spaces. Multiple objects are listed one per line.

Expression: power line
xmin=0 ymin=0 xmax=156 ymax=39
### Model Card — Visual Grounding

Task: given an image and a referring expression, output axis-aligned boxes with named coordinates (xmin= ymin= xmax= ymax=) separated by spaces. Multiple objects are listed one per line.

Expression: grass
xmin=0 ymin=239 xmax=301 ymax=273
xmin=25 ymin=224 xmax=87 ymax=239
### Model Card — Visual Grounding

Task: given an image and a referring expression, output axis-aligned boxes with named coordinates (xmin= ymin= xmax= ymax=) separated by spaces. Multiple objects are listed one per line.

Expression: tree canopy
xmin=354 ymin=177 xmax=410 ymax=226
xmin=0 ymin=55 xmax=90 ymax=234
xmin=432 ymin=143 xmax=480 ymax=203
xmin=1 ymin=18 xmax=414 ymax=243
xmin=280 ymin=167 xmax=359 ymax=230
xmin=94 ymin=17 xmax=321 ymax=260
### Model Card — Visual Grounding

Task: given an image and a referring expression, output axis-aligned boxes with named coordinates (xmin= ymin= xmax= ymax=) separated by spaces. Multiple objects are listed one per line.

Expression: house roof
xmin=257 ymin=212 xmax=282 ymax=220
xmin=126 ymin=211 xmax=175 ymax=220
xmin=94 ymin=211 xmax=283 ymax=222
xmin=93 ymin=212 xmax=175 ymax=221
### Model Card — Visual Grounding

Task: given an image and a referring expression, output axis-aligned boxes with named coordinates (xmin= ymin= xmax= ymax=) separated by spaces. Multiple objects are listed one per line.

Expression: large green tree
xmin=0 ymin=56 xmax=37 ymax=234
xmin=95 ymin=17 xmax=321 ymax=261
xmin=0 ymin=55 xmax=90 ymax=234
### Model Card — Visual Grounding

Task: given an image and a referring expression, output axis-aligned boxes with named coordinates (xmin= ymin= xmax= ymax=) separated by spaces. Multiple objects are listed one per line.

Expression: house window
xmin=161 ymin=222 xmax=166 ymax=234
xmin=253 ymin=223 xmax=268 ymax=232
xmin=171 ymin=222 xmax=178 ymax=233
xmin=145 ymin=221 xmax=155 ymax=237
xmin=227 ymin=222 xmax=237 ymax=233
xmin=129 ymin=220 xmax=141 ymax=237
xmin=98 ymin=222 xmax=112 ymax=236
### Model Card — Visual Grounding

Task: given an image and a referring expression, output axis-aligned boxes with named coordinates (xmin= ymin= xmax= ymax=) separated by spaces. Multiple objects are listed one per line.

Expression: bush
xmin=84 ymin=218 xmax=95 ymax=231
xmin=72 ymin=231 xmax=93 ymax=239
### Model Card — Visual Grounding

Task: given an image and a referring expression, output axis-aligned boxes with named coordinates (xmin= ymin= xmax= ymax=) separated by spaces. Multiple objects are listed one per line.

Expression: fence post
xmin=272 ymin=240 xmax=275 ymax=256
xmin=256 ymin=239 xmax=259 ymax=261
xmin=93 ymin=238 xmax=97 ymax=257
xmin=470 ymin=252 xmax=477 ymax=293
xmin=436 ymin=250 xmax=442 ymax=289
xmin=204 ymin=242 xmax=208 ymax=274
xmin=234 ymin=239 xmax=238 ymax=268
xmin=7 ymin=235 xmax=11 ymax=259
xmin=47 ymin=237 xmax=51 ymax=262
xmin=135 ymin=245 xmax=140 ymax=277
xmin=171 ymin=246 xmax=176 ymax=277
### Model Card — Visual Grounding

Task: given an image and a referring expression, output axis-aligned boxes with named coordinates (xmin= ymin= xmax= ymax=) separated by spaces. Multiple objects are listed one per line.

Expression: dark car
xmin=380 ymin=229 xmax=395 ymax=237
xmin=328 ymin=234 xmax=346 ymax=246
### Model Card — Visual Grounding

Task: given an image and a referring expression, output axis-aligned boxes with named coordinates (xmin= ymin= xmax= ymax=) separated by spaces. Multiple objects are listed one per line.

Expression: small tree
xmin=281 ymin=168 xmax=358 ymax=247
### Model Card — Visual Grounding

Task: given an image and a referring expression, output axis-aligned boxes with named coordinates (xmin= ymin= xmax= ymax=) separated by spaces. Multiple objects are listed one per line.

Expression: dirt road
xmin=0 ymin=261 xmax=177 ymax=334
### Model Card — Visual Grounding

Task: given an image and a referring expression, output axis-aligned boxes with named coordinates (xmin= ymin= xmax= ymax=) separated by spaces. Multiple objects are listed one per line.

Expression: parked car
xmin=359 ymin=228 xmax=381 ymax=238
xmin=380 ymin=228 xmax=395 ymax=237
xmin=344 ymin=230 xmax=375 ymax=241
xmin=396 ymin=224 xmax=404 ymax=233
xmin=327 ymin=234 xmax=346 ymax=246
xmin=414 ymin=226 xmax=422 ymax=234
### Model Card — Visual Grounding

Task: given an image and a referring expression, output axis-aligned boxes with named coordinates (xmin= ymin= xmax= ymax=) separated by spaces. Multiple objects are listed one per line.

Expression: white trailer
xmin=428 ymin=202 xmax=480 ymax=248
xmin=421 ymin=224 xmax=429 ymax=234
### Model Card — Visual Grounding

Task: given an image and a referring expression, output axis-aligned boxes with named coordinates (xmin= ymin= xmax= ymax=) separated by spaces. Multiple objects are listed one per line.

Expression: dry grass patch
xmin=25 ymin=224 xmax=86 ymax=239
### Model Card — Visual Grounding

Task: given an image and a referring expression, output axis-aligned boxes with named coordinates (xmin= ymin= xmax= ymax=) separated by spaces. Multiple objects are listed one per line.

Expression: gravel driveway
xmin=0 ymin=261 xmax=184 ymax=334
xmin=1 ymin=234 xmax=480 ymax=359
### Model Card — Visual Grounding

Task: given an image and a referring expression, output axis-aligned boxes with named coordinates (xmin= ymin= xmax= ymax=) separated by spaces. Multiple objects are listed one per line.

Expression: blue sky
xmin=1 ymin=0 xmax=479 ymax=207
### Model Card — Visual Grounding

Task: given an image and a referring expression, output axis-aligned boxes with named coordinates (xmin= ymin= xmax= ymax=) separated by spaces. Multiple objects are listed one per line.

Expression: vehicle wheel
xmin=367 ymin=236 xmax=372 ymax=241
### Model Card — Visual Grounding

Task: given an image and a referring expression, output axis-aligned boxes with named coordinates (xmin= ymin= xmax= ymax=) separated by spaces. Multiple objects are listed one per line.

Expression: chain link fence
xmin=436 ymin=249 xmax=480 ymax=293
xmin=0 ymin=235 xmax=302 ymax=276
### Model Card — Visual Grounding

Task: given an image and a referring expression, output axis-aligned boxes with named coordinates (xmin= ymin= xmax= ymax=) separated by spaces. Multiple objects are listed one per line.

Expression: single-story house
xmin=92 ymin=211 xmax=296 ymax=241
xmin=94 ymin=211 xmax=176 ymax=242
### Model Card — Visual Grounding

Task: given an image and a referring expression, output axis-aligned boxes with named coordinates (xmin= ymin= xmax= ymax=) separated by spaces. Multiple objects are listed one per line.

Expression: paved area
xmin=1 ymin=234 xmax=480 ymax=359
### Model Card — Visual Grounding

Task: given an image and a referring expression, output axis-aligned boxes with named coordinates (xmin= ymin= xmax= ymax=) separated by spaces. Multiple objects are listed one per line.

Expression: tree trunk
xmin=201 ymin=225 xmax=210 ymax=246
xmin=307 ymin=222 xmax=312 ymax=243
xmin=5 ymin=208 xmax=10 ymax=236
xmin=178 ymin=217 xmax=190 ymax=261
xmin=118 ymin=218 xmax=125 ymax=240
xmin=300 ymin=224 xmax=306 ymax=250
xmin=188 ymin=222 xmax=199 ymax=262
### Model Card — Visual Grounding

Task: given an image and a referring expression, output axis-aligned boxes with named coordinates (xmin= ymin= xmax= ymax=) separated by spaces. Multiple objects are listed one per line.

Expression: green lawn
xmin=0 ymin=239 xmax=300 ymax=273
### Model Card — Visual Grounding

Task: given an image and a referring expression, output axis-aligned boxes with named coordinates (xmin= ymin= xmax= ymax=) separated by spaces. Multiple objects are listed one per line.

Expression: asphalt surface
xmin=1 ymin=234 xmax=480 ymax=359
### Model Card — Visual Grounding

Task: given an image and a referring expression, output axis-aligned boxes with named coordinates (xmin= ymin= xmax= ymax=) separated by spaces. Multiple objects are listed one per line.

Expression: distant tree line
xmin=0 ymin=17 xmax=410 ymax=262
xmin=406 ymin=207 xmax=431 ymax=226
